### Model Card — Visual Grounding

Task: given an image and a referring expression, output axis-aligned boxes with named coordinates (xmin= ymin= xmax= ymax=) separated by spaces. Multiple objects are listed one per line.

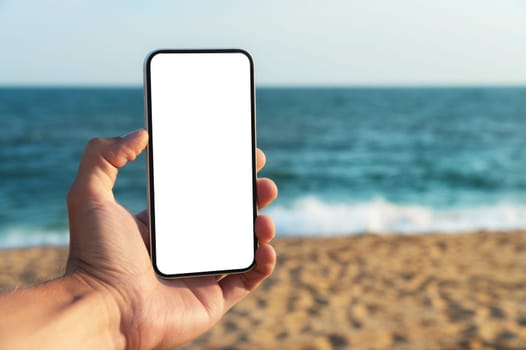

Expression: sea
xmin=1 ymin=86 xmax=526 ymax=247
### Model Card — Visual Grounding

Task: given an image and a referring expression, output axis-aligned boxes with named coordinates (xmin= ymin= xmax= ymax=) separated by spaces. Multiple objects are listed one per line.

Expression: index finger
xmin=256 ymin=148 xmax=266 ymax=173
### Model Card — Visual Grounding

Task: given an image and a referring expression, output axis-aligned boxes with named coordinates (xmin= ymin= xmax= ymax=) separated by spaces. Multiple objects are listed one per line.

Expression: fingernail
xmin=121 ymin=129 xmax=143 ymax=140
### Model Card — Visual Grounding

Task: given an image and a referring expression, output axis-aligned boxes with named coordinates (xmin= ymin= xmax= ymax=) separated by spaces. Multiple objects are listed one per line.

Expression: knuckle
xmin=87 ymin=137 xmax=106 ymax=148
xmin=119 ymin=142 xmax=139 ymax=163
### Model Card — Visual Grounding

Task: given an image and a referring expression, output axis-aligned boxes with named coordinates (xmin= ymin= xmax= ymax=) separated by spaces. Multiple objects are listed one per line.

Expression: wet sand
xmin=1 ymin=231 xmax=526 ymax=349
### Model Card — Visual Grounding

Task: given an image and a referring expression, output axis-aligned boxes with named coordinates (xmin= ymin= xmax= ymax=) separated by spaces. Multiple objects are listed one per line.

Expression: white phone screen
xmin=144 ymin=50 xmax=256 ymax=278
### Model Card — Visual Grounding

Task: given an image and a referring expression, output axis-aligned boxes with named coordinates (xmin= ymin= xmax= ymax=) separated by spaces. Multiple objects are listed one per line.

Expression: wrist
xmin=0 ymin=274 xmax=126 ymax=350
xmin=63 ymin=273 xmax=128 ymax=349
xmin=67 ymin=270 xmax=150 ymax=350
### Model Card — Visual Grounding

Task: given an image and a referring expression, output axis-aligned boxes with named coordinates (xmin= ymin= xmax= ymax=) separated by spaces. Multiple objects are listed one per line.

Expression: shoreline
xmin=2 ymin=227 xmax=526 ymax=250
xmin=2 ymin=231 xmax=526 ymax=349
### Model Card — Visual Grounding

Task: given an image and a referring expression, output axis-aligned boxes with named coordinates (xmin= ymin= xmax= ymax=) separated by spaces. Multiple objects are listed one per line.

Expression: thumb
xmin=68 ymin=129 xmax=148 ymax=205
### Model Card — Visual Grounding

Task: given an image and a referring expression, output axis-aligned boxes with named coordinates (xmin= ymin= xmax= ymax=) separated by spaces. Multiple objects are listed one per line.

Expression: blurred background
xmin=1 ymin=0 xmax=525 ymax=246
xmin=2 ymin=2 xmax=526 ymax=349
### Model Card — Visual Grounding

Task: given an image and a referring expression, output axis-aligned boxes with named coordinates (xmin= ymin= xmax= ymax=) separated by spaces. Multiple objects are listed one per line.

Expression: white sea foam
xmin=2 ymin=198 xmax=526 ymax=247
xmin=263 ymin=196 xmax=526 ymax=236
xmin=0 ymin=227 xmax=68 ymax=248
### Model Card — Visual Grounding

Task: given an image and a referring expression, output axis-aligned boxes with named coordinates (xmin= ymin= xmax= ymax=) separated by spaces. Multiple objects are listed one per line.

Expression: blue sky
xmin=1 ymin=0 xmax=526 ymax=86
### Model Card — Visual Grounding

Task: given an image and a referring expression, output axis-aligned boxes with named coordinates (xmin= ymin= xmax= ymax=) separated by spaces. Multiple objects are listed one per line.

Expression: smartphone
xmin=144 ymin=49 xmax=257 ymax=278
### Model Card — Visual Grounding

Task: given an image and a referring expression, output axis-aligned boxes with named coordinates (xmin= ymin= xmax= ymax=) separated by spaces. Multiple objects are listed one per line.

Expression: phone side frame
xmin=143 ymin=49 xmax=258 ymax=278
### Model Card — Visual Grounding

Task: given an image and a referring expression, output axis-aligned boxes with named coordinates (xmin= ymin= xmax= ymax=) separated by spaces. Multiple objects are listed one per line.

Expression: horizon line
xmin=1 ymin=83 xmax=526 ymax=89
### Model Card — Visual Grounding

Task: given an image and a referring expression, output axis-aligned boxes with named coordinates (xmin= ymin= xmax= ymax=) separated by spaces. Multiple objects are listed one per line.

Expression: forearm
xmin=0 ymin=275 xmax=124 ymax=350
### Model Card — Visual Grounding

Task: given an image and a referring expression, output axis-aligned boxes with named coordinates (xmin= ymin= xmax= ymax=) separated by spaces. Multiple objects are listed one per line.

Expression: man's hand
xmin=66 ymin=129 xmax=278 ymax=349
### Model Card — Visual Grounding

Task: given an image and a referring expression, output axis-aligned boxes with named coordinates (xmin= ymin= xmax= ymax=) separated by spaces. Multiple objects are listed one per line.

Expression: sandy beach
xmin=1 ymin=231 xmax=526 ymax=349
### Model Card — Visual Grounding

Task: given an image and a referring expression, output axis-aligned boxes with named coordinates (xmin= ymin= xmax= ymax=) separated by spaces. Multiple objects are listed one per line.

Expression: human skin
xmin=0 ymin=129 xmax=278 ymax=350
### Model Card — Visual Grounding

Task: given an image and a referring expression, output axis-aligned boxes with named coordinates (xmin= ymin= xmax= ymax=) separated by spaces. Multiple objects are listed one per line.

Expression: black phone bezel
xmin=144 ymin=49 xmax=258 ymax=279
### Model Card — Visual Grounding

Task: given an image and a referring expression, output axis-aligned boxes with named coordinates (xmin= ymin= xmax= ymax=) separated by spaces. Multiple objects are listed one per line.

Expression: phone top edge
xmin=145 ymin=49 xmax=253 ymax=61
xmin=144 ymin=49 xmax=255 ymax=85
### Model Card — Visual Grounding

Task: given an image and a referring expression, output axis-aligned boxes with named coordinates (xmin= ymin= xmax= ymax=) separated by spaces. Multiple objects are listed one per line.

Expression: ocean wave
xmin=0 ymin=227 xmax=68 ymax=248
xmin=263 ymin=196 xmax=526 ymax=235
xmin=2 ymin=197 xmax=526 ymax=248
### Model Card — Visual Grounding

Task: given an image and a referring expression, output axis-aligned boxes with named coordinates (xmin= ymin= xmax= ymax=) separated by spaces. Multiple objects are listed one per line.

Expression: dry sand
xmin=1 ymin=231 xmax=526 ymax=350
